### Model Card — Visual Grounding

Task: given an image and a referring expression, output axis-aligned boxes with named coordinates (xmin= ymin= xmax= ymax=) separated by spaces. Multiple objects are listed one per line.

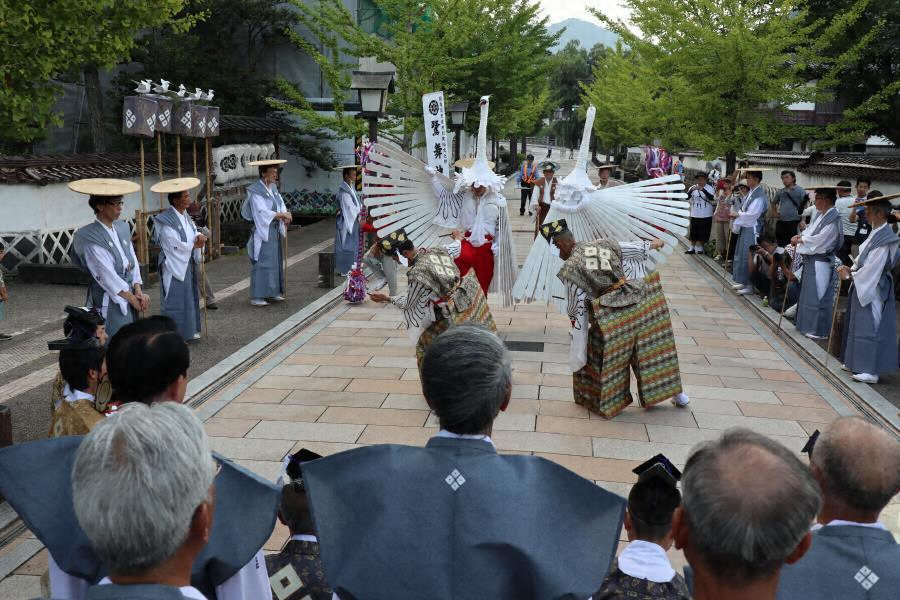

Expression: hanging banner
xmin=422 ymin=91 xmax=450 ymax=175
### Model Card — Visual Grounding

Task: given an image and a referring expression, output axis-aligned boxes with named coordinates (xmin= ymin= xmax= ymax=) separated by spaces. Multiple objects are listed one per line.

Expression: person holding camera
xmin=744 ymin=235 xmax=778 ymax=296
xmin=770 ymin=243 xmax=802 ymax=316
xmin=686 ymin=172 xmax=716 ymax=255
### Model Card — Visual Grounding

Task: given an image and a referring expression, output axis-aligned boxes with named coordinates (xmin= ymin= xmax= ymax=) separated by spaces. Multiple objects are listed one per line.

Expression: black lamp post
xmin=448 ymin=101 xmax=469 ymax=164
xmin=351 ymin=67 xmax=396 ymax=143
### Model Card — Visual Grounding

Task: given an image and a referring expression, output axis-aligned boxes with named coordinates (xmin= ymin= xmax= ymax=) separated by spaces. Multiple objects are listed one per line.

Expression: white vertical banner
xmin=422 ymin=91 xmax=450 ymax=175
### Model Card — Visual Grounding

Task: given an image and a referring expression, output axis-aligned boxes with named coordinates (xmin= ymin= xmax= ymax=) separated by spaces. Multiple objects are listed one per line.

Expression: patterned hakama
xmin=414 ymin=271 xmax=496 ymax=366
xmin=250 ymin=220 xmax=284 ymax=299
xmin=574 ymin=272 xmax=683 ymax=419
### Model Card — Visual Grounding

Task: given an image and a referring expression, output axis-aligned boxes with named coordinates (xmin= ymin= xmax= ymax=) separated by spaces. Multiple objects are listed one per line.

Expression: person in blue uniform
xmin=241 ymin=159 xmax=292 ymax=306
xmin=69 ymin=179 xmax=150 ymax=338
xmin=302 ymin=325 xmax=627 ymax=599
xmin=730 ymin=169 xmax=771 ymax=295
xmin=333 ymin=165 xmax=362 ymax=276
xmin=792 ymin=187 xmax=844 ymax=340
xmin=151 ymin=177 xmax=205 ymax=340
xmin=836 ymin=193 xmax=899 ymax=383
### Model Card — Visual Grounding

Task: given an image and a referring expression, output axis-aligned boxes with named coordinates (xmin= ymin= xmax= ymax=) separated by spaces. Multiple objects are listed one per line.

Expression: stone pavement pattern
xmin=2 ymin=161 xmax=897 ymax=597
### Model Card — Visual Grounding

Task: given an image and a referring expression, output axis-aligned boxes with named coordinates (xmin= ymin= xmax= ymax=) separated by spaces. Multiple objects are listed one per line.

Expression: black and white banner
xmin=422 ymin=91 xmax=450 ymax=175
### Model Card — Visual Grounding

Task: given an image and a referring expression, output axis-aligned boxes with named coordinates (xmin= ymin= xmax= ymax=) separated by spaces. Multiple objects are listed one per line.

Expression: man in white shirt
xmin=792 ymin=187 xmax=844 ymax=339
xmin=686 ymin=172 xmax=716 ymax=255
xmin=152 ymin=178 xmax=206 ymax=340
xmin=777 ymin=417 xmax=900 ymax=599
xmin=834 ymin=180 xmax=856 ymax=265
xmin=69 ymin=179 xmax=150 ymax=338
xmin=241 ymin=160 xmax=292 ymax=306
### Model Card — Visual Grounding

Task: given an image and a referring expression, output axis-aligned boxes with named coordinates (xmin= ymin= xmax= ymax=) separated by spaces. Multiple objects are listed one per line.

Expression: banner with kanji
xmin=422 ymin=91 xmax=450 ymax=175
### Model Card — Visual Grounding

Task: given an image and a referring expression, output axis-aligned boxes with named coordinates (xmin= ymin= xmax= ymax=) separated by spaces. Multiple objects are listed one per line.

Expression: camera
xmin=749 ymin=244 xmax=760 ymax=253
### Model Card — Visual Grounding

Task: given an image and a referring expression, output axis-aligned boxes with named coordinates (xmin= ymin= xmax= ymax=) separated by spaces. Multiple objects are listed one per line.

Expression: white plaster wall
xmin=1 ymin=173 xmax=178 ymax=233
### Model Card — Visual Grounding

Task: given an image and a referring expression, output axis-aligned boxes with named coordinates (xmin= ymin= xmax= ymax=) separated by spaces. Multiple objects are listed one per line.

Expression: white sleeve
xmin=851 ymin=246 xmax=889 ymax=307
xmin=430 ymin=174 xmax=464 ymax=228
xmin=84 ymin=244 xmax=130 ymax=313
xmin=127 ymin=238 xmax=143 ymax=286
xmin=251 ymin=192 xmax=277 ymax=244
xmin=49 ymin=553 xmax=90 ymax=600
xmin=566 ymin=282 xmax=589 ymax=372
xmin=158 ymin=224 xmax=193 ymax=281
xmin=733 ymin=195 xmax=765 ymax=228
xmin=618 ymin=241 xmax=651 ymax=281
xmin=442 ymin=239 xmax=462 ymax=258
xmin=797 ymin=222 xmax=839 ymax=256
xmin=214 ymin=550 xmax=269 ymax=600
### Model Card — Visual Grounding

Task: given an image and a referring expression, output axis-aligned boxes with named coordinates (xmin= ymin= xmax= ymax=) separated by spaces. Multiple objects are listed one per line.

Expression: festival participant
xmin=47 ymin=306 xmax=111 ymax=438
xmin=265 ymin=450 xmax=333 ymax=600
xmin=836 ymin=193 xmax=899 ymax=383
xmin=363 ymin=96 xmax=517 ymax=305
xmin=686 ymin=172 xmax=716 ymax=255
xmin=792 ymin=187 xmax=843 ymax=340
xmin=594 ymin=455 xmax=690 ymax=600
xmin=241 ymin=159 xmax=291 ymax=306
xmin=151 ymin=178 xmax=205 ymax=340
xmin=69 ymin=179 xmax=149 ymax=338
xmin=730 ymin=169 xmax=771 ymax=296
xmin=368 ymin=229 xmax=496 ymax=366
xmin=301 ymin=326 xmax=626 ymax=598
xmin=333 ymin=165 xmax=362 ymax=276
xmin=596 ymin=164 xmax=624 ymax=189
xmin=530 ymin=161 xmax=559 ymax=239
xmin=548 ymin=220 xmax=689 ymax=419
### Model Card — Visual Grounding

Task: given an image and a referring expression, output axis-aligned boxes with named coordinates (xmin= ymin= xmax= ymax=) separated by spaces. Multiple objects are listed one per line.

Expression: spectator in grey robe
xmin=74 ymin=402 xmax=217 ymax=600
xmin=672 ymin=429 xmax=820 ymax=600
xmin=777 ymin=417 xmax=900 ymax=599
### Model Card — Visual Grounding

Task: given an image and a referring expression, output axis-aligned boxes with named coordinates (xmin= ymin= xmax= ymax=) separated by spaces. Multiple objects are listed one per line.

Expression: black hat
xmin=539 ymin=161 xmax=558 ymax=172
xmin=539 ymin=219 xmax=569 ymax=244
xmin=801 ymin=430 xmax=820 ymax=457
xmin=632 ymin=453 xmax=682 ymax=488
xmin=285 ymin=448 xmax=323 ymax=487
xmin=47 ymin=306 xmax=105 ymax=351
xmin=380 ymin=229 xmax=410 ymax=254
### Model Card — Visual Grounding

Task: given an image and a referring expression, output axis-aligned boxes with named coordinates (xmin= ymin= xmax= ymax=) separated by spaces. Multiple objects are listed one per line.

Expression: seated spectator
xmin=744 ymin=235 xmax=778 ymax=297
xmin=770 ymin=243 xmax=802 ymax=316
xmin=265 ymin=450 xmax=332 ymax=600
xmin=301 ymin=325 xmax=626 ymax=598
xmin=47 ymin=306 xmax=109 ymax=437
xmin=0 ymin=314 xmax=277 ymax=600
xmin=594 ymin=454 xmax=690 ymax=600
xmin=673 ymin=429 xmax=821 ymax=600
xmin=777 ymin=417 xmax=900 ymax=599
xmin=73 ymin=402 xmax=216 ymax=599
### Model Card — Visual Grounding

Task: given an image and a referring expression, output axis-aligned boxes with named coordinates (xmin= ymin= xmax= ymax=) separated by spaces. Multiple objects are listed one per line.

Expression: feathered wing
xmin=362 ymin=143 xmax=454 ymax=250
xmin=489 ymin=203 xmax=518 ymax=307
xmin=513 ymin=174 xmax=690 ymax=306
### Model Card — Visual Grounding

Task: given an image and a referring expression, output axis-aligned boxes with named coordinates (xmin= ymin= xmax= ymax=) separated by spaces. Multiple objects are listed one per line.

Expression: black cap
xmin=285 ymin=448 xmax=323 ymax=485
xmin=539 ymin=219 xmax=568 ymax=244
xmin=380 ymin=229 xmax=410 ymax=254
xmin=801 ymin=430 xmax=820 ymax=457
xmin=47 ymin=306 xmax=105 ymax=351
xmin=632 ymin=453 xmax=682 ymax=488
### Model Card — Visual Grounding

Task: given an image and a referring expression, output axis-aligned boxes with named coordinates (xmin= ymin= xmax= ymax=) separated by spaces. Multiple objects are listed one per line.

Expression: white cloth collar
xmin=435 ymin=429 xmax=495 ymax=448
xmin=98 ymin=577 xmax=207 ymax=599
xmin=62 ymin=383 xmax=94 ymax=404
xmin=617 ymin=540 xmax=676 ymax=583
xmin=811 ymin=519 xmax=887 ymax=532
xmin=289 ymin=534 xmax=319 ymax=543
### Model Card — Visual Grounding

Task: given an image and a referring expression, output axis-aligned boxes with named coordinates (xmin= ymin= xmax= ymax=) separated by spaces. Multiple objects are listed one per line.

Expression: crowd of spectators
xmin=0 ymin=320 xmax=896 ymax=599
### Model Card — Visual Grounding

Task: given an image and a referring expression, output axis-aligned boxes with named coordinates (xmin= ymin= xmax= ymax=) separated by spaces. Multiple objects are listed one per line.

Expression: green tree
xmin=590 ymin=0 xmax=875 ymax=172
xmin=0 ymin=0 xmax=196 ymax=151
xmin=550 ymin=40 xmax=591 ymax=113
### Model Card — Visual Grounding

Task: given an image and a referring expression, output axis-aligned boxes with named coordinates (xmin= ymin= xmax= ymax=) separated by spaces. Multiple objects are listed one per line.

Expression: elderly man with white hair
xmin=74 ymin=402 xmax=216 ymax=599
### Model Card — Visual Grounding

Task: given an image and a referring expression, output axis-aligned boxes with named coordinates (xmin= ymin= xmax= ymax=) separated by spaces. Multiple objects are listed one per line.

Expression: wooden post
xmin=157 ymin=131 xmax=164 ymax=210
xmin=176 ymin=135 xmax=182 ymax=177
xmin=205 ymin=138 xmax=214 ymax=256
xmin=139 ymin=139 xmax=148 ymax=264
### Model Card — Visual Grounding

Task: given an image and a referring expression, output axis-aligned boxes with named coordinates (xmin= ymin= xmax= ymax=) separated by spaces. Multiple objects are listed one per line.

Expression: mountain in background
xmin=548 ymin=18 xmax=619 ymax=52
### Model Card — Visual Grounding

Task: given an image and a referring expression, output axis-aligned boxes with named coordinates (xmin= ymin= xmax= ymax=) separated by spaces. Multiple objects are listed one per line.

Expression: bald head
xmin=812 ymin=416 xmax=900 ymax=515
xmin=679 ymin=429 xmax=821 ymax=583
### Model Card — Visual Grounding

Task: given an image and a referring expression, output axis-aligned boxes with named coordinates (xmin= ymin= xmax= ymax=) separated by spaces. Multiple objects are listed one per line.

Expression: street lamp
xmin=351 ymin=67 xmax=395 ymax=143
xmin=448 ymin=101 xmax=469 ymax=164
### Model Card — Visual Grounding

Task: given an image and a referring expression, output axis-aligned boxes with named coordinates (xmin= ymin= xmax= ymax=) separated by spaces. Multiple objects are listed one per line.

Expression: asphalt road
xmin=0 ymin=218 xmax=339 ymax=443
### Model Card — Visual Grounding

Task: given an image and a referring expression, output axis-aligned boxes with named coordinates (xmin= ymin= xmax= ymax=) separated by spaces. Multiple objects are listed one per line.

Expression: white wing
xmin=513 ymin=174 xmax=690 ymax=306
xmin=362 ymin=143 xmax=454 ymax=250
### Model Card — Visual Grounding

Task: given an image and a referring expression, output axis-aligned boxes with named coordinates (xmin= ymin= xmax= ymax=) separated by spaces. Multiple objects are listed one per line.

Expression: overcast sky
xmin=537 ymin=0 xmax=632 ymax=26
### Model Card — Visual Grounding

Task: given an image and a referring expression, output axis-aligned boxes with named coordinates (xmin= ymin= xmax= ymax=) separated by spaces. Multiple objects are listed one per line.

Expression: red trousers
xmin=455 ymin=237 xmax=494 ymax=294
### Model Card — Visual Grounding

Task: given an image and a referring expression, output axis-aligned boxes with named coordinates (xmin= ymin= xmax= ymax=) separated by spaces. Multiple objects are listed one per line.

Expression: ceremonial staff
xmin=201 ymin=237 xmax=209 ymax=338
xmin=823 ymin=259 xmax=844 ymax=370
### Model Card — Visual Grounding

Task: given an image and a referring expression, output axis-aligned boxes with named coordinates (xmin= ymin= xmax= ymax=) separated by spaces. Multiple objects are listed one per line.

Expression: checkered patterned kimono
xmin=392 ymin=248 xmax=496 ymax=367
xmin=559 ymin=240 xmax=683 ymax=419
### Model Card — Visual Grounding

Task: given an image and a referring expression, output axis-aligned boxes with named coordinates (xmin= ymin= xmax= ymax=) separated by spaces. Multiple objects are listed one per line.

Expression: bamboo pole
xmin=139 ymin=139 xmax=148 ymax=264
xmin=157 ymin=131 xmax=164 ymax=210
xmin=200 ymin=240 xmax=209 ymax=338
xmin=205 ymin=138 xmax=213 ymax=257
xmin=176 ymin=135 xmax=182 ymax=177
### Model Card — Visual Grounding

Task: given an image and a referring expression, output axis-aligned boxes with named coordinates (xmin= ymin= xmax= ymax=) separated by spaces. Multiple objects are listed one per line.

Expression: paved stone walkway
xmin=2 ymin=168 xmax=897 ymax=598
